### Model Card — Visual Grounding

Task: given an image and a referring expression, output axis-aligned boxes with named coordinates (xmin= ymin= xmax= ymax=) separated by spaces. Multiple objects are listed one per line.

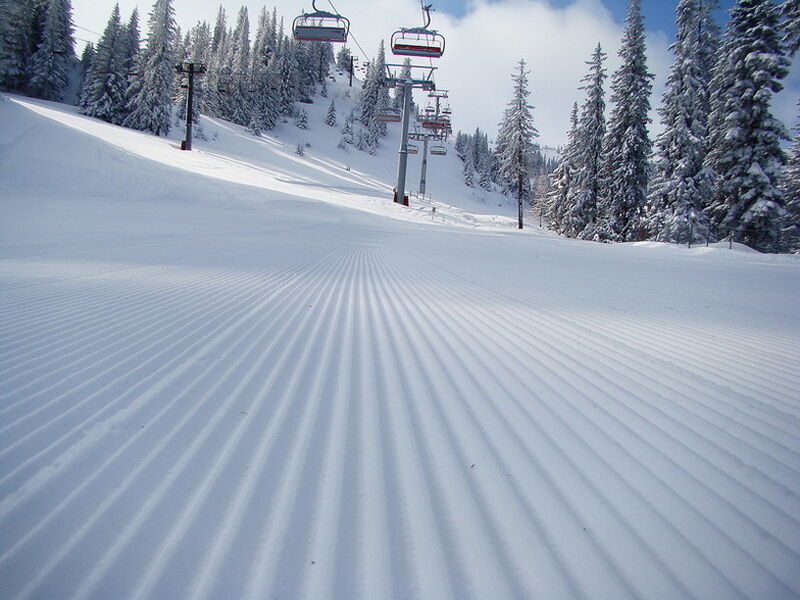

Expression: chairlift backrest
xmin=293 ymin=0 xmax=349 ymax=43
xmin=430 ymin=144 xmax=447 ymax=156
xmin=407 ymin=144 xmax=419 ymax=154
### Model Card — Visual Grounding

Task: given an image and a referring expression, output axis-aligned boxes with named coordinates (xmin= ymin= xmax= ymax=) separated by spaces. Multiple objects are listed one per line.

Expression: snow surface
xmin=1 ymin=85 xmax=800 ymax=600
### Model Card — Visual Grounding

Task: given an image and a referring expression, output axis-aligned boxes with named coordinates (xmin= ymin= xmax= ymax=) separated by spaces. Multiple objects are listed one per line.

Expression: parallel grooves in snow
xmin=2 ymin=239 xmax=799 ymax=598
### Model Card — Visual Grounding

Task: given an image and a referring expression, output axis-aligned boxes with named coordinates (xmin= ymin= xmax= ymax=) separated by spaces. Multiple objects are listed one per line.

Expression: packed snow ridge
xmin=1 ymin=86 xmax=800 ymax=600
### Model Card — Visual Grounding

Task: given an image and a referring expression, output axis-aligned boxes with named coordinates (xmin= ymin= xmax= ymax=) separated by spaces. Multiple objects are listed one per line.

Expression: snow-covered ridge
xmin=1 ymin=89 xmax=800 ymax=600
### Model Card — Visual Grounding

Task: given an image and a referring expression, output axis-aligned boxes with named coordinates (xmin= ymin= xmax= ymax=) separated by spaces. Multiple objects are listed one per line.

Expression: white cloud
xmin=71 ymin=0 xmax=799 ymax=147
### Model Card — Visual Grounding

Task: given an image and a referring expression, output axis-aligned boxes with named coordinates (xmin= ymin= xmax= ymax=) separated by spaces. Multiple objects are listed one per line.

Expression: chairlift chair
xmin=421 ymin=115 xmax=449 ymax=129
xmin=391 ymin=3 xmax=445 ymax=59
xmin=407 ymin=143 xmax=419 ymax=154
xmin=376 ymin=107 xmax=403 ymax=122
xmin=293 ymin=0 xmax=350 ymax=43
xmin=430 ymin=144 xmax=447 ymax=156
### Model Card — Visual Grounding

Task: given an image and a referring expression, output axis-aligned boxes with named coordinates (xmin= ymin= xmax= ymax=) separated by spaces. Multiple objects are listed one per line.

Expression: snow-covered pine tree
xmin=781 ymin=104 xmax=800 ymax=252
xmin=392 ymin=58 xmax=412 ymax=110
xmin=596 ymin=0 xmax=653 ymax=242
xmin=117 ymin=7 xmax=140 ymax=124
xmin=569 ymin=43 xmax=607 ymax=239
xmin=28 ymin=0 xmax=75 ymax=102
xmin=123 ymin=0 xmax=176 ymax=136
xmin=782 ymin=0 xmax=800 ymax=54
xmin=547 ymin=103 xmax=579 ymax=235
xmin=295 ymin=107 xmax=308 ymax=129
xmin=79 ymin=4 xmax=127 ymax=124
xmin=228 ymin=6 xmax=251 ymax=126
xmin=75 ymin=41 xmax=94 ymax=93
xmin=202 ymin=6 xmax=229 ymax=119
xmin=335 ymin=46 xmax=349 ymax=72
xmin=248 ymin=7 xmax=277 ymax=135
xmin=463 ymin=147 xmax=475 ymax=187
xmin=359 ymin=40 xmax=389 ymax=141
xmin=704 ymin=0 xmax=790 ymax=252
xmin=0 ymin=0 xmax=37 ymax=92
xmin=276 ymin=38 xmax=299 ymax=117
xmin=646 ymin=0 xmax=713 ymax=245
xmin=325 ymin=98 xmax=336 ymax=126
xmin=495 ymin=59 xmax=539 ymax=229
xmin=341 ymin=110 xmax=354 ymax=145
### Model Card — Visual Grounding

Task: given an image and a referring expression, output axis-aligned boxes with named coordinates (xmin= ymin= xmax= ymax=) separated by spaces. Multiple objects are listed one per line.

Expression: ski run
xmin=1 ymin=83 xmax=800 ymax=600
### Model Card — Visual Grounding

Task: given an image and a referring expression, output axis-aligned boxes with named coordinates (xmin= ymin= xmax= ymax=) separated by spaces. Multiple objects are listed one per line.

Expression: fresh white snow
xmin=1 ymin=87 xmax=799 ymax=600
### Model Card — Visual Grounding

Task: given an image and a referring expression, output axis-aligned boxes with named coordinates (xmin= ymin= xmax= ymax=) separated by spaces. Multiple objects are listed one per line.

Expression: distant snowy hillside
xmin=1 ymin=90 xmax=799 ymax=600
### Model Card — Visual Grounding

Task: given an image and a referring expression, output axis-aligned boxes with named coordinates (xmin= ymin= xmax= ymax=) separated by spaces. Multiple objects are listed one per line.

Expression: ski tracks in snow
xmin=1 ymin=236 xmax=799 ymax=599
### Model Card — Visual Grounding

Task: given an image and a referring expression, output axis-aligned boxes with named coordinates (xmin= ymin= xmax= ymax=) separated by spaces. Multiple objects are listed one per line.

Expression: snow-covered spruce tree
xmin=248 ymin=7 xmax=278 ymax=135
xmin=647 ymin=0 xmax=714 ymax=245
xmin=123 ymin=0 xmax=177 ymax=136
xmin=782 ymin=0 xmax=800 ymax=54
xmin=569 ymin=43 xmax=607 ymax=239
xmin=704 ymin=0 xmax=790 ymax=252
xmin=75 ymin=41 xmax=94 ymax=93
xmin=295 ymin=107 xmax=308 ymax=129
xmin=28 ymin=0 xmax=75 ymax=102
xmin=596 ymin=0 xmax=653 ymax=242
xmin=228 ymin=6 xmax=251 ymax=126
xmin=392 ymin=58 xmax=412 ymax=111
xmin=116 ymin=8 xmax=140 ymax=123
xmin=79 ymin=4 xmax=127 ymax=124
xmin=0 ymin=0 xmax=36 ymax=92
xmin=336 ymin=45 xmax=351 ymax=72
xmin=495 ymin=59 xmax=539 ymax=229
xmin=547 ymin=103 xmax=579 ymax=234
xmin=359 ymin=40 xmax=390 ymax=144
xmin=325 ymin=98 xmax=336 ymax=127
xmin=780 ymin=104 xmax=800 ymax=251
xmin=276 ymin=39 xmax=300 ymax=117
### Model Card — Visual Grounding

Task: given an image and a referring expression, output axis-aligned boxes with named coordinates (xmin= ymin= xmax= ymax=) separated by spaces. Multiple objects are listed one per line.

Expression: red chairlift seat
xmin=421 ymin=116 xmax=449 ymax=129
xmin=293 ymin=1 xmax=349 ymax=43
xmin=391 ymin=4 xmax=445 ymax=59
xmin=391 ymin=28 xmax=445 ymax=58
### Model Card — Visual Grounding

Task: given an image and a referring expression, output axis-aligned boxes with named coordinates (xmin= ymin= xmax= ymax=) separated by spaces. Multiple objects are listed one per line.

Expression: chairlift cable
xmin=326 ymin=0 xmax=370 ymax=59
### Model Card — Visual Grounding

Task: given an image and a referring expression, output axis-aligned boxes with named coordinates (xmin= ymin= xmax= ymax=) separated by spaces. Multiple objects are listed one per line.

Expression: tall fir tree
xmin=28 ymin=0 xmax=75 ymax=101
xmin=325 ymin=98 xmax=336 ymax=127
xmin=596 ymin=0 xmax=653 ymax=242
xmin=782 ymin=103 xmax=800 ymax=252
xmin=548 ymin=102 xmax=580 ymax=234
xmin=0 ymin=0 xmax=37 ymax=91
xmin=228 ymin=6 xmax=251 ymax=126
xmin=570 ymin=43 xmax=607 ymax=239
xmin=782 ymin=0 xmax=800 ymax=54
xmin=79 ymin=4 xmax=126 ymax=124
xmin=495 ymin=59 xmax=539 ymax=229
xmin=704 ymin=0 xmax=790 ymax=252
xmin=647 ymin=0 xmax=715 ymax=244
xmin=117 ymin=8 xmax=140 ymax=124
xmin=248 ymin=7 xmax=278 ymax=135
xmin=123 ymin=0 xmax=176 ymax=136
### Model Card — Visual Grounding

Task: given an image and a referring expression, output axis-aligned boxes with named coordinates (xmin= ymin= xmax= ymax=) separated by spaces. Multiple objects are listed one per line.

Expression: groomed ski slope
xmin=1 ymin=92 xmax=800 ymax=600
